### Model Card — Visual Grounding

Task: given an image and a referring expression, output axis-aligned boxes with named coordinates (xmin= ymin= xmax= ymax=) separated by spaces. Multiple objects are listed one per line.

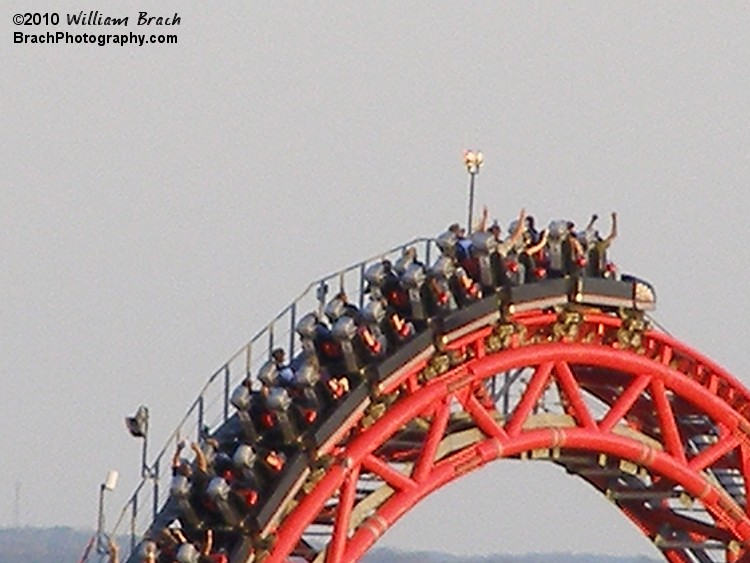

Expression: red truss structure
xmin=264 ymin=311 xmax=750 ymax=563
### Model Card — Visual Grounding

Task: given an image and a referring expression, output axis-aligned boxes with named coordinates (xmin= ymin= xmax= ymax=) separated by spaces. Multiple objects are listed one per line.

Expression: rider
xmin=271 ymin=348 xmax=295 ymax=387
xmin=582 ymin=212 xmax=618 ymax=277
xmin=563 ymin=221 xmax=586 ymax=276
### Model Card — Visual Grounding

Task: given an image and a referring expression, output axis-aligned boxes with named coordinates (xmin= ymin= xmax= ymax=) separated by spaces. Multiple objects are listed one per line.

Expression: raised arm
xmin=190 ymin=442 xmax=208 ymax=473
xmin=570 ymin=233 xmax=585 ymax=257
xmin=171 ymin=441 xmax=185 ymax=470
xmin=585 ymin=213 xmax=598 ymax=232
xmin=603 ymin=212 xmax=618 ymax=245
xmin=108 ymin=539 xmax=119 ymax=563
xmin=202 ymin=529 xmax=214 ymax=556
xmin=526 ymin=229 xmax=548 ymax=255
xmin=171 ymin=528 xmax=188 ymax=544
xmin=508 ymin=208 xmax=527 ymax=245
xmin=475 ymin=205 xmax=489 ymax=232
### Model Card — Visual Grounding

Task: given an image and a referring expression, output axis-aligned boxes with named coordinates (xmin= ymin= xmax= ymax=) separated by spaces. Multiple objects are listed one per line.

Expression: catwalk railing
xmin=106 ymin=237 xmax=438 ymax=553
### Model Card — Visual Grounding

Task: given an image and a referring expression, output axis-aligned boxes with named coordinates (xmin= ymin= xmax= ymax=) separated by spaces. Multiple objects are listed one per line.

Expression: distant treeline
xmin=0 ymin=527 xmax=660 ymax=563
xmin=363 ymin=550 xmax=661 ymax=562
xmin=0 ymin=527 xmax=92 ymax=563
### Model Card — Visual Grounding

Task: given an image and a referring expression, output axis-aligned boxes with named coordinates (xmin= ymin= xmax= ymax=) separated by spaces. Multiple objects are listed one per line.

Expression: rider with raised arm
xmin=520 ymin=227 xmax=548 ymax=282
xmin=501 ymin=208 xmax=536 ymax=285
xmin=563 ymin=221 xmax=586 ymax=276
xmin=107 ymin=538 xmax=120 ymax=563
xmin=173 ymin=528 xmax=221 ymax=563
xmin=497 ymin=208 xmax=527 ymax=257
xmin=582 ymin=212 xmax=618 ymax=277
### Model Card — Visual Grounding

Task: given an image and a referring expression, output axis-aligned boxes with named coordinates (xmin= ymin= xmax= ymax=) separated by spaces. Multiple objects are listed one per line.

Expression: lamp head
xmin=125 ymin=405 xmax=149 ymax=438
xmin=103 ymin=470 xmax=118 ymax=491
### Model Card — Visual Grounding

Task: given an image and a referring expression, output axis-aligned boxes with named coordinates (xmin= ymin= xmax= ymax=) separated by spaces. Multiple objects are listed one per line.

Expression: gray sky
xmin=2 ymin=1 xmax=749 ymax=558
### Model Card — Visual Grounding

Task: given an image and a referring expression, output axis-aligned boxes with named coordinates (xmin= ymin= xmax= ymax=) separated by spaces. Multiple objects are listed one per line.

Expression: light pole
xmin=463 ymin=149 xmax=484 ymax=233
xmin=95 ymin=470 xmax=118 ymax=555
xmin=125 ymin=405 xmax=150 ymax=478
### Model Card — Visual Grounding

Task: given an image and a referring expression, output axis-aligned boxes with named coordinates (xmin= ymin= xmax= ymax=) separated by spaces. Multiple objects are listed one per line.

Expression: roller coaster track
xmin=106 ymin=236 xmax=750 ymax=563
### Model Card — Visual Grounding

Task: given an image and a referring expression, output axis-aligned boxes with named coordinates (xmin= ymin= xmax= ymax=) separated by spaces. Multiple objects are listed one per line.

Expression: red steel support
xmin=598 ymin=374 xmax=651 ymax=432
xmin=739 ymin=444 xmax=750 ymax=518
xmin=460 ymin=391 xmax=509 ymax=442
xmin=340 ymin=430 xmax=750 ymax=562
xmin=327 ymin=464 xmax=360 ymax=563
xmin=689 ymin=434 xmax=741 ymax=472
xmin=362 ymin=454 xmax=416 ymax=492
xmin=651 ymin=378 xmax=687 ymax=464
xmin=554 ymin=360 xmax=596 ymax=429
xmin=413 ymin=398 xmax=451 ymax=483
xmin=505 ymin=361 xmax=553 ymax=436
xmin=264 ymin=316 xmax=750 ymax=563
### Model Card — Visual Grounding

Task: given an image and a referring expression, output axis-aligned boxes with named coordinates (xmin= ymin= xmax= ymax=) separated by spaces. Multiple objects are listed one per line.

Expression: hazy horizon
xmin=0 ymin=526 xmax=662 ymax=562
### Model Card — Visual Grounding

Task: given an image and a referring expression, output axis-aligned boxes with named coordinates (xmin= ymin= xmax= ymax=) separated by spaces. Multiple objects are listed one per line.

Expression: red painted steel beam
xmin=598 ymin=373 xmax=651 ymax=432
xmin=267 ymin=377 xmax=455 ymax=560
xmin=740 ymin=444 xmax=750 ymax=518
xmin=505 ymin=361 xmax=553 ymax=436
xmin=343 ymin=429 xmax=750 ymax=562
xmin=327 ymin=464 xmax=360 ymax=563
xmin=460 ymin=391 xmax=509 ymax=442
xmin=651 ymin=378 xmax=688 ymax=464
xmin=266 ymin=327 xmax=750 ymax=563
xmin=689 ymin=434 xmax=741 ymax=472
xmin=413 ymin=398 xmax=451 ymax=483
xmin=469 ymin=345 xmax=748 ymax=439
xmin=361 ymin=453 xmax=416 ymax=492
xmin=554 ymin=360 xmax=596 ymax=429
xmin=649 ymin=331 xmax=750 ymax=407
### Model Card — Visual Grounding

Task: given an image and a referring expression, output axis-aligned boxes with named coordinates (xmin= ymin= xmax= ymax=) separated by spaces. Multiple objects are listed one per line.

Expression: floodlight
xmin=125 ymin=405 xmax=148 ymax=438
xmin=103 ymin=470 xmax=118 ymax=491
